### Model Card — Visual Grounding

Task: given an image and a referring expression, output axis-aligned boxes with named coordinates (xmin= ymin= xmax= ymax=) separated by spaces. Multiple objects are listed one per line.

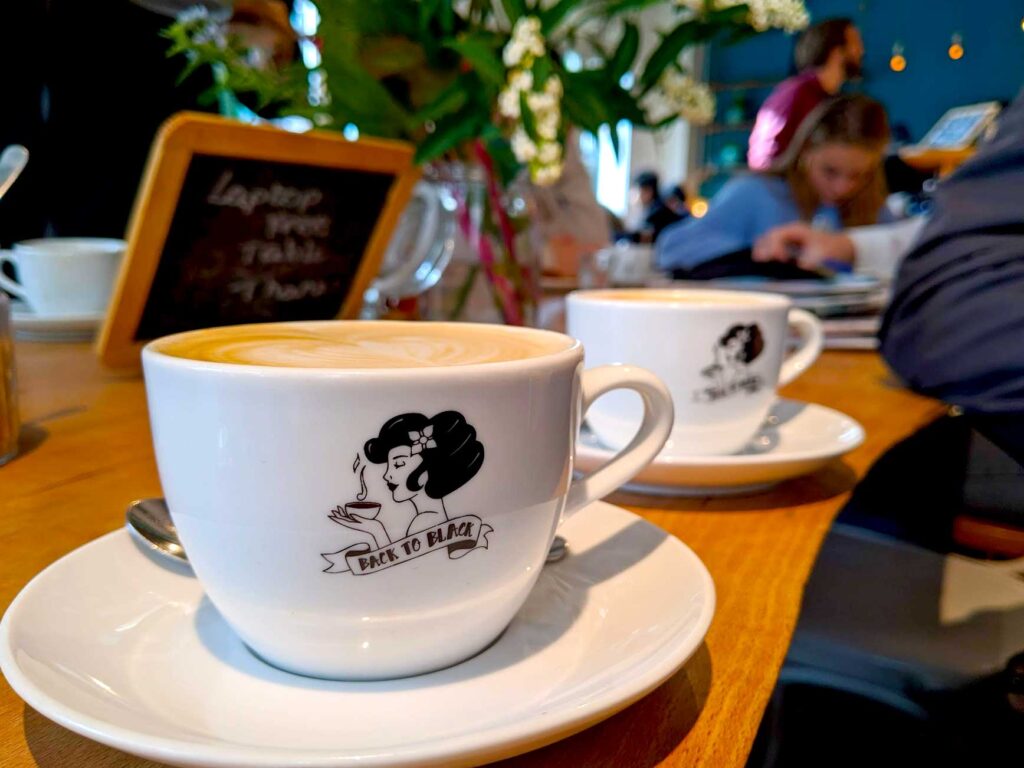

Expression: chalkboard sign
xmin=98 ymin=113 xmax=418 ymax=367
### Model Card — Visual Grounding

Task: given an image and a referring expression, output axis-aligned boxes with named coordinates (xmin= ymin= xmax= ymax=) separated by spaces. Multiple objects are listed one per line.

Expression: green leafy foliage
xmin=538 ymin=0 xmax=581 ymax=33
xmin=163 ymin=0 xmax=788 ymax=169
xmin=443 ymin=33 xmax=506 ymax=86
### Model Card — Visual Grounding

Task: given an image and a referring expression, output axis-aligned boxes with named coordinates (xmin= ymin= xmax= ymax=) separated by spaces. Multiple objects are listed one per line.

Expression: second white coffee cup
xmin=567 ymin=288 xmax=824 ymax=456
xmin=0 ymin=238 xmax=124 ymax=317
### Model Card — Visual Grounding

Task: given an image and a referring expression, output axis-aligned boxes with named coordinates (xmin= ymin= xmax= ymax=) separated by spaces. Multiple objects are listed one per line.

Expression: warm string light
xmin=890 ymin=41 xmax=906 ymax=72
xmin=690 ymin=198 xmax=709 ymax=218
xmin=948 ymin=32 xmax=963 ymax=60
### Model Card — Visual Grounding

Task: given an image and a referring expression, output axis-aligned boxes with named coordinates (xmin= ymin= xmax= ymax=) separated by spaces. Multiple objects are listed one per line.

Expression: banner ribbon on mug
xmin=321 ymin=514 xmax=493 ymax=575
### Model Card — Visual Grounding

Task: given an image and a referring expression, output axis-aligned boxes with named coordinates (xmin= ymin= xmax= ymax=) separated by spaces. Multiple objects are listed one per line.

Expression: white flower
xmin=177 ymin=5 xmax=210 ymax=24
xmin=537 ymin=141 xmax=562 ymax=164
xmin=511 ymin=128 xmax=538 ymax=162
xmin=509 ymin=69 xmax=533 ymax=93
xmin=525 ymin=90 xmax=557 ymax=115
xmin=535 ymin=109 xmax=560 ymax=140
xmin=532 ymin=162 xmax=563 ymax=186
xmin=502 ymin=41 xmax=525 ymax=68
xmin=675 ymin=0 xmax=809 ymax=33
xmin=503 ymin=16 xmax=545 ymax=66
xmin=193 ymin=25 xmax=227 ymax=48
xmin=653 ymin=71 xmax=716 ymax=126
xmin=746 ymin=0 xmax=809 ymax=32
xmin=498 ymin=87 xmax=521 ymax=119
xmin=513 ymin=16 xmax=544 ymax=54
xmin=544 ymin=75 xmax=563 ymax=98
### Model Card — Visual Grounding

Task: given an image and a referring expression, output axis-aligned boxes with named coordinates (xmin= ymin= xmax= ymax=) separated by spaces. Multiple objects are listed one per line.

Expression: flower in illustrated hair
xmin=407 ymin=426 xmax=437 ymax=454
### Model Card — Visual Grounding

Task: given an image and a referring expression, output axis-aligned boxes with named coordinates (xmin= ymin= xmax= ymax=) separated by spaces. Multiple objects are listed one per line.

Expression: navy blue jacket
xmin=880 ymin=90 xmax=1024 ymax=463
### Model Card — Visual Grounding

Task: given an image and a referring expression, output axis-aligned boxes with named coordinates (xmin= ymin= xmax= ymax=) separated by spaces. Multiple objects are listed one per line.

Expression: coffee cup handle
xmin=778 ymin=308 xmax=824 ymax=387
xmin=563 ymin=365 xmax=674 ymax=520
xmin=0 ymin=251 xmax=26 ymax=302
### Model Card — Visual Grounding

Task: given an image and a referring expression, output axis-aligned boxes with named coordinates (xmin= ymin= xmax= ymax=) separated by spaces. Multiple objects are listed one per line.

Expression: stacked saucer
xmin=10 ymin=300 xmax=105 ymax=342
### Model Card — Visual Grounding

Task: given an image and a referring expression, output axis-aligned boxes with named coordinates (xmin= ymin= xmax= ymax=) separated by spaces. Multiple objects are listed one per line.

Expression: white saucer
xmin=577 ymin=399 xmax=864 ymax=496
xmin=0 ymin=501 xmax=714 ymax=768
xmin=10 ymin=301 xmax=105 ymax=342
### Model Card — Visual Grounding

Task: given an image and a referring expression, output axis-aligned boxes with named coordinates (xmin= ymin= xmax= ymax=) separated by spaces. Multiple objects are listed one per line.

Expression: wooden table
xmin=0 ymin=343 xmax=945 ymax=768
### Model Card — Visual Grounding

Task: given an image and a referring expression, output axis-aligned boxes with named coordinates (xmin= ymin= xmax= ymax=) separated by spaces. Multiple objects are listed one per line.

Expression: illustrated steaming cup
xmin=0 ymin=238 xmax=124 ymax=316
xmin=342 ymin=501 xmax=382 ymax=519
xmin=142 ymin=320 xmax=673 ymax=679
xmin=567 ymin=289 xmax=823 ymax=456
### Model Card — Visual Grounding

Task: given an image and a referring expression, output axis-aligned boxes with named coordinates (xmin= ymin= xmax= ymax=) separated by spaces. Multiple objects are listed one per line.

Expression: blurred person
xmin=663 ymin=184 xmax=690 ymax=218
xmin=748 ymin=18 xmax=863 ymax=171
xmin=881 ymin=89 xmax=1024 ymax=465
xmin=619 ymin=171 xmax=682 ymax=244
xmin=658 ymin=95 xmax=892 ymax=275
xmin=752 ymin=217 xmax=925 ymax=280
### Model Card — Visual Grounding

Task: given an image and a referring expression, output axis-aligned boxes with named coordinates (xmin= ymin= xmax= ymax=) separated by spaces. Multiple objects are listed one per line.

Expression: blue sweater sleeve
xmin=656 ymin=176 xmax=777 ymax=271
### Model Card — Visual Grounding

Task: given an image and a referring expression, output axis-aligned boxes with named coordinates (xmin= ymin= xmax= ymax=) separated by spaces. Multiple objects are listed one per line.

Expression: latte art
xmin=152 ymin=321 xmax=572 ymax=369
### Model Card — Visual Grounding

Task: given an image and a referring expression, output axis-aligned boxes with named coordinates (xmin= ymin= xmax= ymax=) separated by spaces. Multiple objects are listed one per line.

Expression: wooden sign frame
xmin=97 ymin=112 xmax=420 ymax=367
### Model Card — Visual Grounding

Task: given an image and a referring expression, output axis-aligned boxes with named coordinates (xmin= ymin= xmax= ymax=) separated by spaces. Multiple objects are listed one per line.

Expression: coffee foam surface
xmin=152 ymin=322 xmax=570 ymax=369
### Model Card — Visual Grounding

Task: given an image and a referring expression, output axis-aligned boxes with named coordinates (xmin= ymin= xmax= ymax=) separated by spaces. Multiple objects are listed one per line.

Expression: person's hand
xmin=328 ymin=509 xmax=389 ymax=548
xmin=753 ymin=222 xmax=856 ymax=270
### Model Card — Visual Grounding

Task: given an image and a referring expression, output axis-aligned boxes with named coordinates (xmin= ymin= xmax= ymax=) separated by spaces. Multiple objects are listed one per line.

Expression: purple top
xmin=747 ymin=72 xmax=829 ymax=171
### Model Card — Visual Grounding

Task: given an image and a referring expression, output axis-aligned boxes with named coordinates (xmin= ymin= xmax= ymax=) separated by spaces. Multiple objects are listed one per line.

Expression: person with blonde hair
xmin=657 ymin=94 xmax=894 ymax=275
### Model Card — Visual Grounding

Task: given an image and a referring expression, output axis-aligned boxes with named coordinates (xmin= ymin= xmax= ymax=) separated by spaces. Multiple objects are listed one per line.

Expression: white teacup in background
xmin=0 ymin=238 xmax=124 ymax=316
xmin=595 ymin=242 xmax=654 ymax=286
xmin=567 ymin=289 xmax=823 ymax=456
xmin=143 ymin=321 xmax=673 ymax=680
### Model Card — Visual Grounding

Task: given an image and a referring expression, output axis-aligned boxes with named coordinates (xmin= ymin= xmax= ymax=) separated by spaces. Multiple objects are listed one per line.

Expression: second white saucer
xmin=576 ymin=399 xmax=865 ymax=496
xmin=10 ymin=301 xmax=104 ymax=342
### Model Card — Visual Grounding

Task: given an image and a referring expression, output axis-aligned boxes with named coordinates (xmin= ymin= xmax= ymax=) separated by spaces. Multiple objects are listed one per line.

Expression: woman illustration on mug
xmin=330 ymin=411 xmax=485 ymax=549
xmin=701 ymin=323 xmax=765 ymax=395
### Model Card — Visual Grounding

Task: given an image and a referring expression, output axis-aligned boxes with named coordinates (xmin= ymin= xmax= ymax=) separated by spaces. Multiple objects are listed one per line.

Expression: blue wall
xmin=708 ymin=0 xmax=1024 ymax=160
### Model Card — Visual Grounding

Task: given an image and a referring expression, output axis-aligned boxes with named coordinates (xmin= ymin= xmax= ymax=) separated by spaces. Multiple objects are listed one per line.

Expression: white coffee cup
xmin=567 ymin=288 xmax=824 ymax=456
xmin=0 ymin=238 xmax=124 ymax=316
xmin=597 ymin=242 xmax=653 ymax=286
xmin=142 ymin=320 xmax=673 ymax=680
